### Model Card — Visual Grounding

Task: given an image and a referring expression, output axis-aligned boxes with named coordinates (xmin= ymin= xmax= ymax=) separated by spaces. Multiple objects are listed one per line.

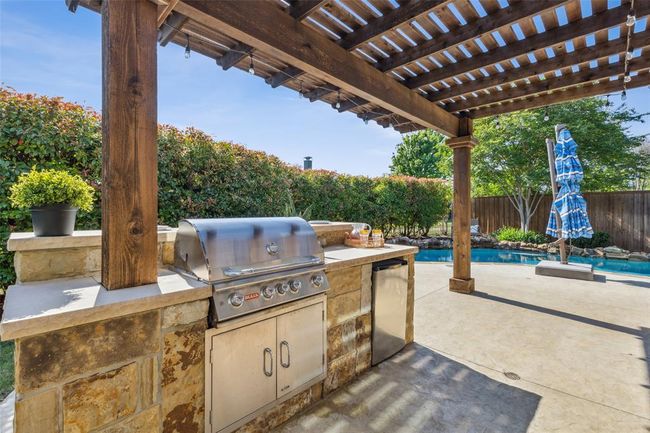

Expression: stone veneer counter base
xmin=0 ymin=243 xmax=416 ymax=341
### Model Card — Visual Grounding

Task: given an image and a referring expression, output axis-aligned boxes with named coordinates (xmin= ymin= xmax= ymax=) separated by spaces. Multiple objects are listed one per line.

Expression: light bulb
xmin=335 ymin=91 xmax=341 ymax=109
xmin=184 ymin=35 xmax=190 ymax=59
xmin=621 ymin=90 xmax=627 ymax=101
xmin=335 ymin=101 xmax=341 ymax=109
xmin=624 ymin=74 xmax=631 ymax=83
xmin=626 ymin=50 xmax=634 ymax=61
xmin=626 ymin=10 xmax=636 ymax=27
xmin=544 ymin=113 xmax=550 ymax=122
xmin=248 ymin=55 xmax=255 ymax=75
xmin=363 ymin=117 xmax=369 ymax=125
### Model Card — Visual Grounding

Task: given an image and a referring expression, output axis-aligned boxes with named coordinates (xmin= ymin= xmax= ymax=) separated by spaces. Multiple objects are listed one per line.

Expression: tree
xmin=472 ymin=98 xmax=646 ymax=231
xmin=633 ymin=137 xmax=650 ymax=190
xmin=390 ymin=130 xmax=451 ymax=179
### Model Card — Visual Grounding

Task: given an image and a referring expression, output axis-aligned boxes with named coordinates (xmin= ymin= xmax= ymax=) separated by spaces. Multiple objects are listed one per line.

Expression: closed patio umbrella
xmin=546 ymin=127 xmax=594 ymax=256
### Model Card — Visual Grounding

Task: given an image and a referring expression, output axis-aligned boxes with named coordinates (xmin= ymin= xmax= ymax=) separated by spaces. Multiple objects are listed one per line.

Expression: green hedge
xmin=0 ymin=88 xmax=451 ymax=290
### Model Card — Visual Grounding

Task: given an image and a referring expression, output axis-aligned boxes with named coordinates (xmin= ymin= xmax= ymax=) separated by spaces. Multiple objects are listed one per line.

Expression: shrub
xmin=494 ymin=226 xmax=547 ymax=244
xmin=571 ymin=231 xmax=609 ymax=249
xmin=9 ymin=169 xmax=94 ymax=211
xmin=0 ymin=87 xmax=452 ymax=290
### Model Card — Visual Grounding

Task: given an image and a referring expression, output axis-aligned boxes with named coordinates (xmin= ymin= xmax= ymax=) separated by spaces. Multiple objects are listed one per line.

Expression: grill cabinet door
xmin=210 ymin=317 xmax=276 ymax=433
xmin=276 ymin=302 xmax=325 ymax=398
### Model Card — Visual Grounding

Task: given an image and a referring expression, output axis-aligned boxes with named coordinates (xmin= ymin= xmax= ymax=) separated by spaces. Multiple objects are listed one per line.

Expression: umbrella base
xmin=535 ymin=260 xmax=594 ymax=281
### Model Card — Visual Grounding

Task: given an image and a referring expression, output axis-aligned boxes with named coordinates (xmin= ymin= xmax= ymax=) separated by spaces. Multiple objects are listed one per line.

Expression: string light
xmin=184 ymin=34 xmax=191 ymax=59
xmin=624 ymin=73 xmax=632 ymax=83
xmin=621 ymin=90 xmax=627 ymax=101
xmin=335 ymin=90 xmax=341 ymax=109
xmin=363 ymin=115 xmax=369 ymax=125
xmin=626 ymin=8 xmax=636 ymax=27
xmin=163 ymin=21 xmax=414 ymax=129
xmin=625 ymin=50 xmax=634 ymax=61
xmin=248 ymin=54 xmax=255 ymax=75
xmin=605 ymin=94 xmax=612 ymax=106
xmin=543 ymin=111 xmax=550 ymax=122
xmin=494 ymin=116 xmax=500 ymax=127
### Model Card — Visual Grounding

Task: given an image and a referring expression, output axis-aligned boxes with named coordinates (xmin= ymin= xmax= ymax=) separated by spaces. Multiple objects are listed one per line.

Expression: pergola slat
xmin=405 ymin=2 xmax=649 ymax=90
xmin=471 ymin=71 xmax=650 ymax=118
xmin=290 ymin=0 xmax=328 ymax=21
xmin=447 ymin=57 xmax=650 ymax=112
xmin=427 ymin=31 xmax=650 ymax=103
xmin=338 ymin=0 xmax=449 ymax=50
xmin=377 ymin=0 xmax=567 ymax=73
xmin=177 ymin=0 xmax=460 ymax=136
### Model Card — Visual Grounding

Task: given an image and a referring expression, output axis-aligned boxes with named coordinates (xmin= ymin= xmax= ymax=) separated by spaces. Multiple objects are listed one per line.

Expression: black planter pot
xmin=30 ymin=205 xmax=78 ymax=237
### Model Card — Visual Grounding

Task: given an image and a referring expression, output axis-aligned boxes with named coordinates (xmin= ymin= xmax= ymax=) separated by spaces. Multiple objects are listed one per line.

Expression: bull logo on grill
xmin=266 ymin=242 xmax=280 ymax=255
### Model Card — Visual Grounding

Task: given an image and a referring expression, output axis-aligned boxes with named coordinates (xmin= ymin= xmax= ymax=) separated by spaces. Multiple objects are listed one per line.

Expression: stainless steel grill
xmin=174 ymin=217 xmax=329 ymax=323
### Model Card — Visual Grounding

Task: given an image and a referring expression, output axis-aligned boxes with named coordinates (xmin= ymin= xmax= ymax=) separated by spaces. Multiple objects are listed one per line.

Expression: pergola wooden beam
xmin=447 ymin=57 xmax=650 ymax=112
xmin=303 ymin=84 xmax=338 ymax=101
xmin=216 ymin=42 xmax=253 ymax=70
xmin=471 ymin=71 xmax=650 ymax=118
xmin=177 ymin=0 xmax=460 ymax=136
xmin=290 ymin=0 xmax=327 ymax=21
xmin=335 ymin=96 xmax=369 ymax=112
xmin=378 ymin=0 xmax=566 ymax=72
xmin=406 ymin=3 xmax=648 ymax=90
xmin=338 ymin=0 xmax=450 ymax=50
xmin=266 ymin=66 xmax=303 ymax=88
xmin=101 ymin=0 xmax=158 ymax=289
xmin=157 ymin=0 xmax=180 ymax=28
xmin=263 ymin=1 xmax=450 ymax=103
xmin=158 ymin=12 xmax=188 ymax=47
xmin=427 ymin=31 xmax=650 ymax=103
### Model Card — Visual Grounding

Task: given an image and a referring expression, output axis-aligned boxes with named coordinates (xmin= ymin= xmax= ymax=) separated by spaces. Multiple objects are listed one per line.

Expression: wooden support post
xmin=102 ymin=0 xmax=158 ymax=289
xmin=446 ymin=117 xmax=476 ymax=294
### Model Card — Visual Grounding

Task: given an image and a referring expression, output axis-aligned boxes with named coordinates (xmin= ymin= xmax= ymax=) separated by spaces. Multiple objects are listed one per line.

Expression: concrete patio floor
xmin=277 ymin=263 xmax=650 ymax=433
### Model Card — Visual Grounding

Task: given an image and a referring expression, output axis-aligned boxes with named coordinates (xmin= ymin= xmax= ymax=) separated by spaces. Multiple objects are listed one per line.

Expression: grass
xmin=0 ymin=341 xmax=14 ymax=400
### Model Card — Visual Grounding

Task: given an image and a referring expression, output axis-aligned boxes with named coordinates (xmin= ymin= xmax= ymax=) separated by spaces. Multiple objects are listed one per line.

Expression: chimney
xmin=303 ymin=156 xmax=313 ymax=170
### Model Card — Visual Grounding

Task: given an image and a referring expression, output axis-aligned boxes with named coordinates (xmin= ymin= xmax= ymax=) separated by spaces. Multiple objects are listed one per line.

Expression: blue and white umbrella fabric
xmin=546 ymin=128 xmax=594 ymax=239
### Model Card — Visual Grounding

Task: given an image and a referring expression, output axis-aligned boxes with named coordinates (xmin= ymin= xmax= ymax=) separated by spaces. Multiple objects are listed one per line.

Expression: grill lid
xmin=174 ymin=217 xmax=324 ymax=283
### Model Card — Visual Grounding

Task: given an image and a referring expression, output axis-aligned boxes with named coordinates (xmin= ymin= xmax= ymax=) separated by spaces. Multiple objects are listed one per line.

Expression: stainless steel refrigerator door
xmin=371 ymin=262 xmax=408 ymax=365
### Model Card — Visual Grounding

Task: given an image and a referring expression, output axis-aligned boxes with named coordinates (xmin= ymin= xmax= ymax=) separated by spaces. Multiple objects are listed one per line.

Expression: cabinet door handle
xmin=280 ymin=340 xmax=291 ymax=368
xmin=263 ymin=348 xmax=273 ymax=377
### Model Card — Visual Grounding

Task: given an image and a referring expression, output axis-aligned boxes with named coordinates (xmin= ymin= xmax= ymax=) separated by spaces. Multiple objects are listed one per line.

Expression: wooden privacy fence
xmin=472 ymin=191 xmax=650 ymax=252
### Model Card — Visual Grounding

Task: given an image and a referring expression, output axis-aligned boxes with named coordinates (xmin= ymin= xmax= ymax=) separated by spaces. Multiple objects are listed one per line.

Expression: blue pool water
xmin=415 ymin=248 xmax=650 ymax=277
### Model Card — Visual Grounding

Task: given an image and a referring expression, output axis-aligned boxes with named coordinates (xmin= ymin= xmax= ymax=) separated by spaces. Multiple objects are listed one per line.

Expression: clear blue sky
xmin=1 ymin=0 xmax=649 ymax=176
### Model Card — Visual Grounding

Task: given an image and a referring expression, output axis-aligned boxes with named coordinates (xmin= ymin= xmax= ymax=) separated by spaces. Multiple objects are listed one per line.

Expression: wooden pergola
xmin=70 ymin=0 xmax=649 ymax=293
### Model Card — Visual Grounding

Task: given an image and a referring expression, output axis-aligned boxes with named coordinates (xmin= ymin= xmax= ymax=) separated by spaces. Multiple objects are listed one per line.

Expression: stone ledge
xmin=0 ymin=269 xmax=210 ymax=341
xmin=7 ymin=228 xmax=176 ymax=252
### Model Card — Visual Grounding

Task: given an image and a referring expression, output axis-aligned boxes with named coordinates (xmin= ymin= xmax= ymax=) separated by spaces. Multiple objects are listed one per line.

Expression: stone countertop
xmin=0 ymin=243 xmax=416 ymax=341
xmin=324 ymin=244 xmax=418 ymax=271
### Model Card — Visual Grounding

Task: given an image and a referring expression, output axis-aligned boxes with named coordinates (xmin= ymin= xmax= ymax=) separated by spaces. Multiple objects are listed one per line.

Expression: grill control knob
xmin=289 ymin=280 xmax=302 ymax=293
xmin=311 ymin=274 xmax=324 ymax=288
xmin=276 ymin=282 xmax=290 ymax=295
xmin=261 ymin=285 xmax=275 ymax=299
xmin=228 ymin=293 xmax=244 ymax=308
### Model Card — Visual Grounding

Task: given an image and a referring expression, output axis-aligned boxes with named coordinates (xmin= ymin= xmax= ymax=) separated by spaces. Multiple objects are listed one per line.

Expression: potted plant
xmin=9 ymin=168 xmax=94 ymax=237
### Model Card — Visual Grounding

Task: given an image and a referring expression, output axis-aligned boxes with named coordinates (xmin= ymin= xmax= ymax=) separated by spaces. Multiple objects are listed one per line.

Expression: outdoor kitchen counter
xmin=0 ymin=235 xmax=416 ymax=341
xmin=324 ymin=243 xmax=418 ymax=271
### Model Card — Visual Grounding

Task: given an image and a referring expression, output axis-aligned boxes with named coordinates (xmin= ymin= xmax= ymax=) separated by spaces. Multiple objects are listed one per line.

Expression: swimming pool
xmin=415 ymin=248 xmax=650 ymax=277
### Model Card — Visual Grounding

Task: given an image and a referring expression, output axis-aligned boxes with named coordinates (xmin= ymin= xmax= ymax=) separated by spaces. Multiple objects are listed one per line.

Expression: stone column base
xmin=449 ymin=277 xmax=475 ymax=294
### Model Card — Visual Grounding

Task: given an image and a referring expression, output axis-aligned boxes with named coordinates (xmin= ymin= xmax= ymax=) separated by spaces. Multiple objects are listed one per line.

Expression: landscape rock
xmin=603 ymin=246 xmax=627 ymax=254
xmin=629 ymin=252 xmax=650 ymax=262
xmin=605 ymin=252 xmax=629 ymax=260
xmin=584 ymin=248 xmax=597 ymax=257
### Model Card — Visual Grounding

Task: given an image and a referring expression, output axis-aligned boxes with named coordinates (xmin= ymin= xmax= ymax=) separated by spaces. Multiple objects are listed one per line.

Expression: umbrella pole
xmin=546 ymin=137 xmax=568 ymax=264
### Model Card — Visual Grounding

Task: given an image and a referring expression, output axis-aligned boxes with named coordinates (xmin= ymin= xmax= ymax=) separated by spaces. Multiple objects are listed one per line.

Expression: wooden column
xmin=446 ymin=117 xmax=476 ymax=294
xmin=101 ymin=0 xmax=158 ymax=289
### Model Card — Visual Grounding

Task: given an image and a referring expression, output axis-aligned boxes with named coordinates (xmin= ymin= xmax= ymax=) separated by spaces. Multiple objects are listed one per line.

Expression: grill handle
xmin=223 ymin=256 xmax=322 ymax=277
